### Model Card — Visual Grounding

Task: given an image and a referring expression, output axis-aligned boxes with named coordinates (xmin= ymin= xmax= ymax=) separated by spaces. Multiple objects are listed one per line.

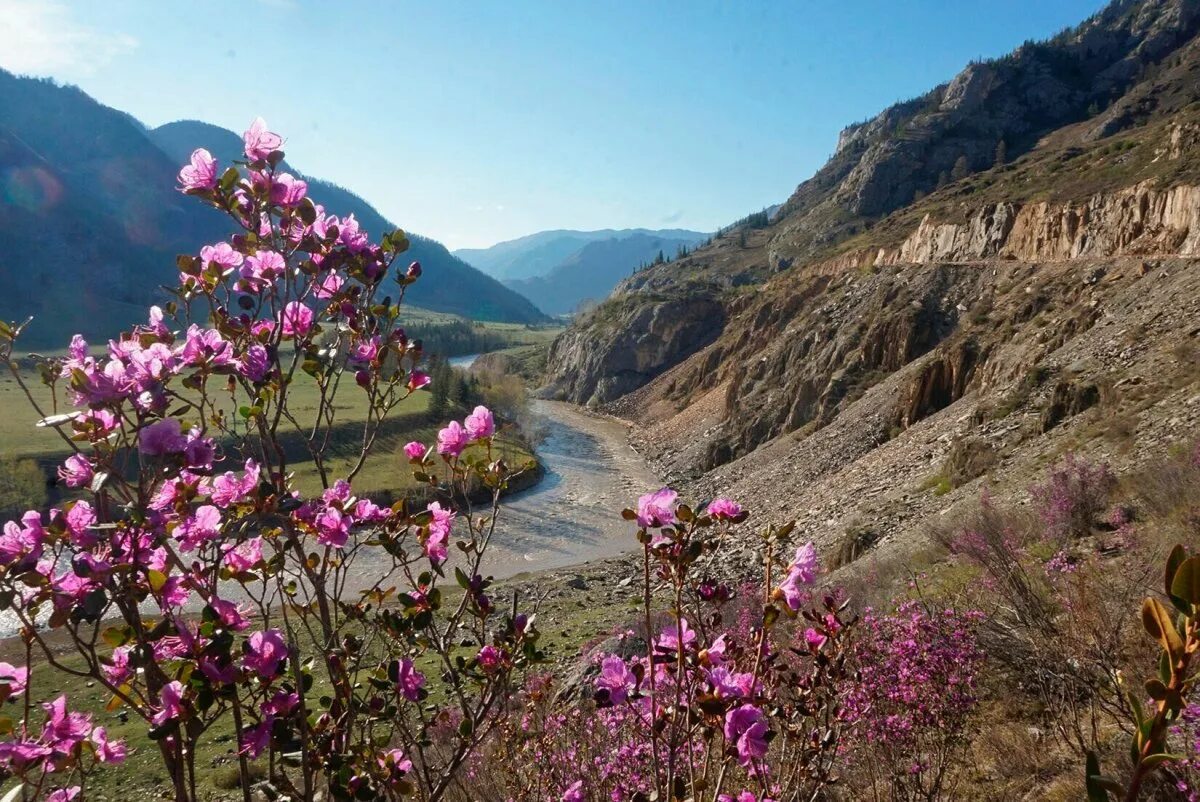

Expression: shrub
xmin=1030 ymin=453 xmax=1115 ymax=542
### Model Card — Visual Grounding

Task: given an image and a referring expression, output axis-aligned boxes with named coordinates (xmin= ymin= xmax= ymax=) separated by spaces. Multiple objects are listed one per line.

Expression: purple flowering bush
xmin=0 ymin=119 xmax=537 ymax=801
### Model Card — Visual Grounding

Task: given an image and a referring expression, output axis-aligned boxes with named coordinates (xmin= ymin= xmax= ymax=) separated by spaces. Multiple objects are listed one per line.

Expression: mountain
xmin=543 ymin=0 xmax=1200 ymax=554
xmin=148 ymin=120 xmax=547 ymax=325
xmin=454 ymin=228 xmax=707 ymax=282
xmin=504 ymin=231 xmax=710 ymax=315
xmin=0 ymin=79 xmax=544 ymax=350
xmin=0 ymin=71 xmax=230 ymax=347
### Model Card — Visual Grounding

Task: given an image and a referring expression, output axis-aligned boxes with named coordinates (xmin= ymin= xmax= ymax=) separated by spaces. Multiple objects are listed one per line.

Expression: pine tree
xmin=994 ymin=139 xmax=1007 ymax=167
xmin=950 ymin=155 xmax=970 ymax=182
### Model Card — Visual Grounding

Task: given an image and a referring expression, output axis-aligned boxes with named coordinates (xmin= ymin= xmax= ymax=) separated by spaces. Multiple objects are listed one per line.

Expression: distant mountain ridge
xmin=504 ymin=231 xmax=710 ymax=315
xmin=0 ymin=76 xmax=544 ymax=348
xmin=454 ymin=228 xmax=707 ymax=282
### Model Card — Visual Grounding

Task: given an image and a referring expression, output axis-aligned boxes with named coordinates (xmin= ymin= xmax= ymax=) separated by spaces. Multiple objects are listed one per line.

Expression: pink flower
xmin=152 ymin=681 xmax=186 ymax=726
xmin=403 ymin=441 xmax=426 ymax=461
xmin=243 ymin=629 xmax=288 ymax=678
xmin=476 ymin=645 xmax=503 ymax=673
xmin=436 ymin=420 xmax=470 ymax=457
xmin=425 ymin=502 xmax=453 ymax=565
xmin=280 ymin=302 xmax=314 ymax=338
xmin=138 ymin=418 xmax=186 ymax=457
xmin=655 ymin=618 xmax=696 ymax=653
xmin=562 ymin=781 xmax=585 ymax=802
xmin=724 ymin=704 xmax=769 ymax=766
xmin=0 ymin=663 xmax=28 ymax=698
xmin=57 ymin=454 xmax=93 ymax=489
xmin=594 ymin=655 xmax=635 ymax=705
xmin=179 ymin=325 xmax=234 ymax=368
xmin=240 ymin=249 xmax=286 ymax=291
xmin=803 ymin=627 xmax=827 ymax=651
xmin=706 ymin=497 xmax=743 ymax=521
xmin=47 ymin=788 xmax=81 ymax=802
xmin=637 ymin=488 xmax=678 ymax=528
xmin=223 ymin=537 xmax=264 ymax=573
xmin=407 ymin=370 xmax=431 ymax=391
xmin=42 ymin=696 xmax=93 ymax=750
xmin=378 ymin=747 xmax=413 ymax=779
xmin=238 ymin=343 xmax=271 ymax=383
xmin=199 ymin=241 xmax=243 ymax=274
xmin=464 ymin=405 xmax=495 ymax=440
xmin=395 ymin=658 xmax=425 ymax=702
xmin=243 ymin=117 xmax=282 ymax=161
xmin=90 ymin=727 xmax=126 ymax=763
xmin=177 ymin=505 xmax=222 ymax=551
xmin=269 ymin=172 xmax=307 ymax=206
xmin=315 ymin=506 xmax=351 ymax=548
xmin=777 ymin=541 xmax=819 ymax=612
xmin=210 ymin=459 xmax=260 ymax=507
xmin=177 ymin=148 xmax=217 ymax=192
xmin=708 ymin=666 xmax=755 ymax=699
xmin=313 ymin=272 xmax=344 ymax=299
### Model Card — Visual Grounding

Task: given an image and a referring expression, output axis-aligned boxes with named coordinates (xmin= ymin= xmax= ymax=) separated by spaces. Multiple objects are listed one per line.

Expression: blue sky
xmin=0 ymin=0 xmax=1106 ymax=249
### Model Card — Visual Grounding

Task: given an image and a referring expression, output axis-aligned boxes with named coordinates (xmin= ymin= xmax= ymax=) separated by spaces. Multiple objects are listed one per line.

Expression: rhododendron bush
xmin=0 ymin=119 xmax=537 ymax=802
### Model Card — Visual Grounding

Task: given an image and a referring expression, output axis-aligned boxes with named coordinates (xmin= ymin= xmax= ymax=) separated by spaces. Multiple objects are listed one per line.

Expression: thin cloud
xmin=0 ymin=0 xmax=137 ymax=77
xmin=661 ymin=209 xmax=685 ymax=224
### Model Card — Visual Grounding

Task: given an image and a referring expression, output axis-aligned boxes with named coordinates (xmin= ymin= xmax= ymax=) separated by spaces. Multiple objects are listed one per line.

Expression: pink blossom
xmin=407 ymin=369 xmax=431 ymax=391
xmin=425 ymin=501 xmax=453 ymax=565
xmin=269 ymin=172 xmax=307 ymax=206
xmin=777 ymin=541 xmax=819 ymax=612
xmin=637 ymin=487 xmax=678 ymax=528
xmin=177 ymin=148 xmax=217 ymax=192
xmin=177 ymin=505 xmax=222 ymax=551
xmin=210 ymin=459 xmax=260 ymax=507
xmin=562 ymin=781 xmax=585 ymax=802
xmin=395 ymin=658 xmax=426 ymax=702
xmin=437 ymin=420 xmax=470 ymax=457
xmin=138 ymin=418 xmax=188 ymax=457
xmin=476 ymin=645 xmax=503 ymax=673
xmin=595 ymin=655 xmax=635 ymax=705
xmin=57 ymin=454 xmax=93 ymax=489
xmin=152 ymin=681 xmax=186 ymax=726
xmin=223 ymin=537 xmax=264 ymax=573
xmin=280 ymin=302 xmax=314 ymax=338
xmin=243 ymin=629 xmax=288 ymax=678
xmin=42 ymin=695 xmax=93 ymax=751
xmin=313 ymin=272 xmax=344 ymax=299
xmin=708 ymin=666 xmax=755 ymax=699
xmin=46 ymin=789 xmax=81 ymax=802
xmin=315 ymin=506 xmax=351 ymax=548
xmin=724 ymin=704 xmax=769 ymax=766
xmin=403 ymin=441 xmax=426 ymax=461
xmin=803 ymin=627 xmax=827 ymax=651
xmin=243 ymin=117 xmax=282 ymax=161
xmin=464 ymin=405 xmax=495 ymax=440
xmin=239 ymin=249 xmax=286 ymax=291
xmin=199 ymin=241 xmax=243 ymax=274
xmin=378 ymin=747 xmax=413 ymax=779
xmin=0 ymin=663 xmax=28 ymax=698
xmin=90 ymin=726 xmax=126 ymax=763
xmin=655 ymin=618 xmax=696 ymax=653
xmin=238 ymin=343 xmax=271 ymax=383
xmin=706 ymin=497 xmax=744 ymax=521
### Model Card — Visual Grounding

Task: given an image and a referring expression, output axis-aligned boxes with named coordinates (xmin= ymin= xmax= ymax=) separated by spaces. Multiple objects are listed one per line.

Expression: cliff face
xmin=544 ymin=0 xmax=1200 ymax=412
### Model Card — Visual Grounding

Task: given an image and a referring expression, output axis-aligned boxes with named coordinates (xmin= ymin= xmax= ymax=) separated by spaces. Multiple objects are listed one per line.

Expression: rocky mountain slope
xmin=542 ymin=0 xmax=1200 ymax=573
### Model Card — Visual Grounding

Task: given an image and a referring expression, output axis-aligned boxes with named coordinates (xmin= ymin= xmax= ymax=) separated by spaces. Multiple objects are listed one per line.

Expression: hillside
xmin=149 ymin=120 xmax=547 ymax=325
xmin=0 ymin=71 xmax=229 ymax=347
xmin=543 ymin=0 xmax=1200 ymax=553
xmin=503 ymin=231 xmax=709 ymax=315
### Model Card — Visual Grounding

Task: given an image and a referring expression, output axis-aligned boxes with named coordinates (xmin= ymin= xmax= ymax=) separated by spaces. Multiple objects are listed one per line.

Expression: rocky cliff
xmin=543 ymin=0 xmax=1200 ymax=412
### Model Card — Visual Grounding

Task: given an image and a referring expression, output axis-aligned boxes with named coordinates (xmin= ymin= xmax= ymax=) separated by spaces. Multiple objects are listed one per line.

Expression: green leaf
xmin=1140 ymin=753 xmax=1183 ymax=771
xmin=1171 ymin=556 xmax=1200 ymax=607
xmin=1166 ymin=544 xmax=1186 ymax=596
xmin=1085 ymin=752 xmax=1111 ymax=802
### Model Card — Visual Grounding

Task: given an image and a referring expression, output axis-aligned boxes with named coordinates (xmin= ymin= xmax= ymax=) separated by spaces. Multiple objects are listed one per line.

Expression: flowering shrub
xmin=479 ymin=493 xmax=860 ymax=801
xmin=842 ymin=601 xmax=985 ymax=801
xmin=1029 ymin=453 xmax=1115 ymax=542
xmin=0 ymin=119 xmax=537 ymax=801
